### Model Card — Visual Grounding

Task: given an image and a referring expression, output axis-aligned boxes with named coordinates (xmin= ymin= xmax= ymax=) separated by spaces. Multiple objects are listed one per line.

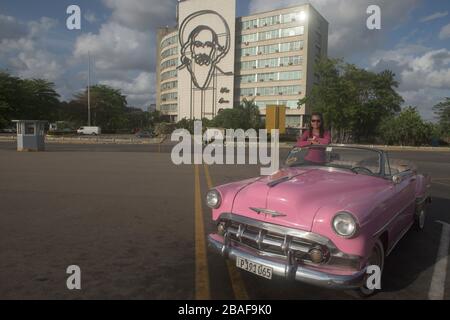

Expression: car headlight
xmin=206 ymin=190 xmax=221 ymax=209
xmin=332 ymin=212 xmax=358 ymax=238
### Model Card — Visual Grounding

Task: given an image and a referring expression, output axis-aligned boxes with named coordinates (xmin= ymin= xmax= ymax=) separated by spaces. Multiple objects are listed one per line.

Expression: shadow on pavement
xmin=381 ymin=196 xmax=449 ymax=295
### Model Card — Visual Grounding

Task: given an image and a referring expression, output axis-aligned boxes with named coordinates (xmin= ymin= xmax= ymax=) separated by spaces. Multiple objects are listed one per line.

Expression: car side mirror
xmin=392 ymin=174 xmax=402 ymax=184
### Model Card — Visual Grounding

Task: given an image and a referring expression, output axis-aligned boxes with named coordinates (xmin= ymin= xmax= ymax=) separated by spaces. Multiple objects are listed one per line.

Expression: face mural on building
xmin=177 ymin=9 xmax=234 ymax=119
xmin=178 ymin=10 xmax=232 ymax=90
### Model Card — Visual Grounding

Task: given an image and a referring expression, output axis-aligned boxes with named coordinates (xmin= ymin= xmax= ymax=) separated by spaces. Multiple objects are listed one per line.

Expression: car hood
xmin=231 ymin=167 xmax=389 ymax=231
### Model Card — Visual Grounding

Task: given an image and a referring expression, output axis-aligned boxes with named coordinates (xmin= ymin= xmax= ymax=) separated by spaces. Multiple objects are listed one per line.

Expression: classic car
xmin=206 ymin=145 xmax=431 ymax=296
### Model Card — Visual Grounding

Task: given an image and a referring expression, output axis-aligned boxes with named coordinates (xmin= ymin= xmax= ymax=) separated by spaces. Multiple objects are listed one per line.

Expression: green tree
xmin=379 ymin=107 xmax=435 ymax=146
xmin=74 ymin=85 xmax=127 ymax=132
xmin=0 ymin=100 xmax=11 ymax=128
xmin=22 ymin=78 xmax=60 ymax=121
xmin=0 ymin=72 xmax=61 ymax=125
xmin=299 ymin=58 xmax=403 ymax=143
xmin=212 ymin=98 xmax=261 ymax=130
xmin=434 ymin=97 xmax=450 ymax=139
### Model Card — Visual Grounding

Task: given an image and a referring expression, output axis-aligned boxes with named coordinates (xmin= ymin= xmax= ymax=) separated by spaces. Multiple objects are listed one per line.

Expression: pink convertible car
xmin=206 ymin=145 xmax=431 ymax=296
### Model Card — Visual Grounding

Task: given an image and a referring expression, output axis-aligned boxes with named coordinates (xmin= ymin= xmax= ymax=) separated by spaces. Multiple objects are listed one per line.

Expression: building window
xmin=279 ymin=41 xmax=304 ymax=52
xmin=161 ymin=92 xmax=177 ymax=102
xmin=161 ymin=58 xmax=178 ymax=70
xmin=281 ymin=26 xmax=304 ymax=38
xmin=161 ymin=35 xmax=178 ymax=49
xmin=257 ymin=57 xmax=278 ymax=68
xmin=279 ymin=55 xmax=303 ymax=66
xmin=240 ymin=88 xmax=256 ymax=96
xmin=241 ymin=33 xmax=258 ymax=43
xmin=278 ymin=100 xmax=300 ymax=108
xmin=256 ymin=85 xmax=302 ymax=96
xmin=258 ymin=43 xmax=279 ymax=55
xmin=281 ymin=12 xmax=305 ymax=24
xmin=278 ymin=85 xmax=302 ymax=95
xmin=241 ymin=47 xmax=257 ymax=56
xmin=254 ymin=100 xmax=278 ymax=108
xmin=161 ymin=70 xmax=177 ymax=81
xmin=239 ymin=74 xmax=256 ymax=83
xmin=259 ymin=15 xmax=280 ymax=27
xmin=161 ymin=81 xmax=178 ymax=91
xmin=258 ymin=29 xmax=279 ymax=41
xmin=25 ymin=123 xmax=35 ymax=135
xmin=161 ymin=46 xmax=178 ymax=59
xmin=257 ymin=72 xmax=277 ymax=82
xmin=240 ymin=60 xmax=257 ymax=69
xmin=161 ymin=104 xmax=178 ymax=113
xmin=256 ymin=87 xmax=276 ymax=96
xmin=242 ymin=19 xmax=258 ymax=30
xmin=279 ymin=71 xmax=302 ymax=81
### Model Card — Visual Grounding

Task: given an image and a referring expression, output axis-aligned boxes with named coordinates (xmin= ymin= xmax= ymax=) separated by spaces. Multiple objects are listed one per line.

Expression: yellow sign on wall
xmin=266 ymin=105 xmax=286 ymax=134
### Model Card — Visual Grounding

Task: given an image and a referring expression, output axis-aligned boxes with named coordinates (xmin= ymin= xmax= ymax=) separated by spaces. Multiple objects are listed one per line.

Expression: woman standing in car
xmin=297 ymin=112 xmax=331 ymax=147
xmin=296 ymin=112 xmax=331 ymax=164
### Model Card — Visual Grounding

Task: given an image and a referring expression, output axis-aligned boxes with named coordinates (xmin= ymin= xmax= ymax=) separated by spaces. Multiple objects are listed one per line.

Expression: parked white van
xmin=77 ymin=126 xmax=101 ymax=135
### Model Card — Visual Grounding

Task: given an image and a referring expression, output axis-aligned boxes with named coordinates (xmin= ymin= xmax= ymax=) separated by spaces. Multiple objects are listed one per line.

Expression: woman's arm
xmin=296 ymin=131 xmax=311 ymax=147
xmin=316 ymin=131 xmax=331 ymax=145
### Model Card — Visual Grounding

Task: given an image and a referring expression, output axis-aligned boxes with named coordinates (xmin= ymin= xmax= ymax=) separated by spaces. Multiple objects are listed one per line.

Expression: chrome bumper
xmin=208 ymin=234 xmax=366 ymax=290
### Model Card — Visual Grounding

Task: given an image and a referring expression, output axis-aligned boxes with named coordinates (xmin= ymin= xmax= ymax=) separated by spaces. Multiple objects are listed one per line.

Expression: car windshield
xmin=285 ymin=146 xmax=382 ymax=176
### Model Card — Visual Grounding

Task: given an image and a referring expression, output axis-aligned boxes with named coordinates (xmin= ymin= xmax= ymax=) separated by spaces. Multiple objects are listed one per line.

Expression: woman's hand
xmin=311 ymin=136 xmax=320 ymax=145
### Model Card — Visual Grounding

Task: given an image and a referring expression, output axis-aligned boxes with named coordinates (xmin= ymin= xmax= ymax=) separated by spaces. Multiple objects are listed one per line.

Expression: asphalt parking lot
xmin=0 ymin=141 xmax=449 ymax=299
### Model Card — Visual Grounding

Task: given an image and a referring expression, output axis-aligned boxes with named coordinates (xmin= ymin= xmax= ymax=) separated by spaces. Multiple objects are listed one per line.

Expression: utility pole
xmin=87 ymin=51 xmax=91 ymax=126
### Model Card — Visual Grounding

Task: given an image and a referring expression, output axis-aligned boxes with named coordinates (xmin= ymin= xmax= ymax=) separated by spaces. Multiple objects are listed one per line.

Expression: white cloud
xmin=74 ymin=21 xmax=153 ymax=72
xmin=248 ymin=0 xmax=420 ymax=58
xmin=439 ymin=23 xmax=450 ymax=40
xmin=420 ymin=11 xmax=448 ymax=23
xmin=0 ymin=16 xmax=63 ymax=81
xmin=0 ymin=14 xmax=27 ymax=40
xmin=101 ymin=0 xmax=176 ymax=31
xmin=100 ymin=72 xmax=155 ymax=107
xmin=70 ymin=0 xmax=176 ymax=108
xmin=370 ymin=45 xmax=450 ymax=119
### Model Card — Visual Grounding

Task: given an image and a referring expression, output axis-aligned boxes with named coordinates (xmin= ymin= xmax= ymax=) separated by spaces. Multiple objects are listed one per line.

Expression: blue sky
xmin=1 ymin=0 xmax=449 ymax=121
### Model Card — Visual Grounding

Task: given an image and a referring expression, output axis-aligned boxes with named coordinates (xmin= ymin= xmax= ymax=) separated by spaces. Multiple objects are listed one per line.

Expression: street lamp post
xmin=87 ymin=52 xmax=91 ymax=127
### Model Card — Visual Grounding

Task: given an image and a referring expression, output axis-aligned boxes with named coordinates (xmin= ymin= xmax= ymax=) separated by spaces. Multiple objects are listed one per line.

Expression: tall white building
xmin=156 ymin=0 xmax=328 ymax=128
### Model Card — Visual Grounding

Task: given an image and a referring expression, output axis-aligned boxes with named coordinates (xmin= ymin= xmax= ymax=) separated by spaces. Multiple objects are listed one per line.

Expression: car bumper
xmin=208 ymin=234 xmax=366 ymax=290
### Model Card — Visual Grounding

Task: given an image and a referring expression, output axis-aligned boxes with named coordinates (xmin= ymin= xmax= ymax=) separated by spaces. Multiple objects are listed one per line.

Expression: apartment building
xmin=156 ymin=0 xmax=328 ymax=128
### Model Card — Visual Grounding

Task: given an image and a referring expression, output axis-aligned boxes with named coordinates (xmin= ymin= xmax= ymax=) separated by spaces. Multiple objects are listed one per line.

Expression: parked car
xmin=206 ymin=145 xmax=431 ymax=296
xmin=0 ymin=127 xmax=16 ymax=134
xmin=135 ymin=130 xmax=154 ymax=138
xmin=76 ymin=126 xmax=101 ymax=135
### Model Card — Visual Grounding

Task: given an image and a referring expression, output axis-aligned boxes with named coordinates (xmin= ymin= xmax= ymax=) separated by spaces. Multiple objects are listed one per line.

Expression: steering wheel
xmin=351 ymin=166 xmax=374 ymax=175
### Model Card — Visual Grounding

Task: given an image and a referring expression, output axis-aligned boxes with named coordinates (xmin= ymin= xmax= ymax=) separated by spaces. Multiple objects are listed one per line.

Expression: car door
xmin=386 ymin=154 xmax=416 ymax=246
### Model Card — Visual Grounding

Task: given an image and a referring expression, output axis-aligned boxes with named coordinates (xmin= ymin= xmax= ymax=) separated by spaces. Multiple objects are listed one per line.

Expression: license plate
xmin=236 ymin=256 xmax=273 ymax=280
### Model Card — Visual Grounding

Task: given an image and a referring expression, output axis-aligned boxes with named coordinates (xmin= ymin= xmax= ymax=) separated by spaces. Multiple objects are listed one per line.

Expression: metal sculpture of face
xmin=178 ymin=10 xmax=231 ymax=90
xmin=190 ymin=27 xmax=216 ymax=67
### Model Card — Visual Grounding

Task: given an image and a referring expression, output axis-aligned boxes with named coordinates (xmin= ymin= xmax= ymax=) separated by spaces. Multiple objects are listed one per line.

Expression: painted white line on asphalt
xmin=433 ymin=181 xmax=450 ymax=187
xmin=429 ymin=221 xmax=450 ymax=300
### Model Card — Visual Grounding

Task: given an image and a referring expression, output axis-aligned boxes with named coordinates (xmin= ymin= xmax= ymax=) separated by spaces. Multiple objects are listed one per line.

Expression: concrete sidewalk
xmin=1 ymin=134 xmax=449 ymax=151
xmin=0 ymin=134 xmax=166 ymax=145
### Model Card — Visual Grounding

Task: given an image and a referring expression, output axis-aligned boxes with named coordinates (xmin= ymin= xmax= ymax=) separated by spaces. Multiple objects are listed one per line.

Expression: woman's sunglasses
xmin=311 ymin=120 xmax=321 ymax=123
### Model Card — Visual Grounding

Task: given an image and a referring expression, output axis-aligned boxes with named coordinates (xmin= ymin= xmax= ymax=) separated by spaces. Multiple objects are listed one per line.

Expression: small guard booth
xmin=12 ymin=120 xmax=47 ymax=152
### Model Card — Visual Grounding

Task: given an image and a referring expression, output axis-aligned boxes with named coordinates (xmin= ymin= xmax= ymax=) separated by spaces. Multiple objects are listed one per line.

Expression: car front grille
xmin=221 ymin=218 xmax=329 ymax=264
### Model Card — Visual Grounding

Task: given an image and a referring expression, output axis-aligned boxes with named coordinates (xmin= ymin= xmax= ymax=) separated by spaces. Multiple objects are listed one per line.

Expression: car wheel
xmin=414 ymin=203 xmax=427 ymax=231
xmin=357 ymin=239 xmax=384 ymax=298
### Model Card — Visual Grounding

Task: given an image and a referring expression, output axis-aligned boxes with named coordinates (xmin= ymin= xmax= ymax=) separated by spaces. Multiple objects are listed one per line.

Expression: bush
xmin=154 ymin=122 xmax=176 ymax=136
